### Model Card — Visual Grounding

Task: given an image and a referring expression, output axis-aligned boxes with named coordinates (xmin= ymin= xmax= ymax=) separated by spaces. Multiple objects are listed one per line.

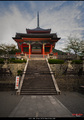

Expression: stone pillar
xmin=67 ymin=60 xmax=73 ymax=70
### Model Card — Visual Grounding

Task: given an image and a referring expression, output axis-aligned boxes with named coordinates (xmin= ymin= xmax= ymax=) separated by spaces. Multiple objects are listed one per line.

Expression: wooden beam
xmin=22 ymin=38 xmax=51 ymax=41
xmin=13 ymin=38 xmax=59 ymax=43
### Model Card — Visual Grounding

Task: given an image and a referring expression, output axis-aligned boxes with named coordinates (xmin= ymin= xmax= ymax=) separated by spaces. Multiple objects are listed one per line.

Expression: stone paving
xmin=9 ymin=95 xmax=72 ymax=117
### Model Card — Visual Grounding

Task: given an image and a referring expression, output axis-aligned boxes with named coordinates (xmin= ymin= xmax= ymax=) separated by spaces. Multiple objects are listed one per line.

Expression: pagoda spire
xmin=37 ymin=11 xmax=39 ymax=28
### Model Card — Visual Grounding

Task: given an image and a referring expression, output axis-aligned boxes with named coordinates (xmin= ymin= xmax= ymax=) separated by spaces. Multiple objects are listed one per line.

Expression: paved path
xmin=9 ymin=95 xmax=72 ymax=117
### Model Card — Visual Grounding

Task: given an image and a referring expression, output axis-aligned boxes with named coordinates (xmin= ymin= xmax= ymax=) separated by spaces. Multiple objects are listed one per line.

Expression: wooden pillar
xmin=43 ymin=43 xmax=45 ymax=58
xmin=21 ymin=44 xmax=23 ymax=53
xmin=50 ymin=44 xmax=53 ymax=53
xmin=30 ymin=44 xmax=31 ymax=55
xmin=41 ymin=45 xmax=43 ymax=54
xmin=29 ymin=43 xmax=31 ymax=58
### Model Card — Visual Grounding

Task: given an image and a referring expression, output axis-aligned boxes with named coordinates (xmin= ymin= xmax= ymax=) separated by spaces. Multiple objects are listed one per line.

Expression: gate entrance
xmin=31 ymin=44 xmax=42 ymax=54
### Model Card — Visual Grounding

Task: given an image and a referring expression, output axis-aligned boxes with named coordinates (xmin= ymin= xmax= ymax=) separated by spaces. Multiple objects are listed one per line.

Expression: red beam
xmin=22 ymin=38 xmax=51 ymax=41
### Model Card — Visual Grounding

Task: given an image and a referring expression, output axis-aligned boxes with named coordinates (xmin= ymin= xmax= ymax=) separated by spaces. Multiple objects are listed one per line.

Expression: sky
xmin=0 ymin=1 xmax=84 ymax=51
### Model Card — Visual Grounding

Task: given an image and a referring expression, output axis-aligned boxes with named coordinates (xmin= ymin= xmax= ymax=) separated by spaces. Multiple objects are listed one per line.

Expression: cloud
xmin=0 ymin=4 xmax=33 ymax=45
xmin=0 ymin=1 xmax=84 ymax=51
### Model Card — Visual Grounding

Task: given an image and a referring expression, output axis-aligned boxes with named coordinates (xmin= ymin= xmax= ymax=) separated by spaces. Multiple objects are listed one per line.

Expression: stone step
xmin=29 ymin=58 xmax=46 ymax=60
xmin=23 ymin=83 xmax=53 ymax=85
xmin=22 ymin=84 xmax=55 ymax=87
xmin=20 ymin=92 xmax=57 ymax=95
xmin=22 ymin=86 xmax=55 ymax=89
xmin=20 ymin=60 xmax=56 ymax=95
xmin=21 ymin=90 xmax=55 ymax=92
xmin=21 ymin=89 xmax=56 ymax=91
xmin=22 ymin=83 xmax=54 ymax=85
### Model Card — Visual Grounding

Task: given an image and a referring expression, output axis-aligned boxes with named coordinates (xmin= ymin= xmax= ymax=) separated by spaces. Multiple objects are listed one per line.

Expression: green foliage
xmin=71 ymin=60 xmax=83 ymax=64
xmin=17 ymin=70 xmax=23 ymax=76
xmin=0 ymin=49 xmax=6 ymax=55
xmin=0 ymin=58 xmax=4 ymax=64
xmin=48 ymin=59 xmax=64 ymax=64
xmin=9 ymin=49 xmax=19 ymax=54
xmin=0 ymin=44 xmax=18 ymax=55
xmin=9 ymin=58 xmax=26 ymax=63
xmin=53 ymin=49 xmax=67 ymax=55
xmin=63 ymin=36 xmax=84 ymax=57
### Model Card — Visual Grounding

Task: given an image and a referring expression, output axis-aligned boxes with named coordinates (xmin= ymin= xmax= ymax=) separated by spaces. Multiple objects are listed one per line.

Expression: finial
xmin=37 ymin=11 xmax=39 ymax=28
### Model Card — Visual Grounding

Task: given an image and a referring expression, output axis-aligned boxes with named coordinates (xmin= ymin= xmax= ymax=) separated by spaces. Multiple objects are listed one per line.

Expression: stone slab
xmin=9 ymin=95 xmax=72 ymax=117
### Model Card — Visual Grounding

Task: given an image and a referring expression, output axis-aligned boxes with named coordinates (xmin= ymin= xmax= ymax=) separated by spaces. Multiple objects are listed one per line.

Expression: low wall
xmin=72 ymin=64 xmax=83 ymax=73
xmin=0 ymin=83 xmax=15 ymax=91
xmin=56 ymin=75 xmax=84 ymax=91
xmin=50 ymin=62 xmax=68 ymax=78
xmin=0 ymin=63 xmax=26 ymax=91
xmin=50 ymin=62 xmax=84 ymax=91
xmin=7 ymin=63 xmax=25 ymax=76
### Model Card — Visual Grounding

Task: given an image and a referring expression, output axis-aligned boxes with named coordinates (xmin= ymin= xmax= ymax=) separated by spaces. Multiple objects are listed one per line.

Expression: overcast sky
xmin=0 ymin=1 xmax=84 ymax=50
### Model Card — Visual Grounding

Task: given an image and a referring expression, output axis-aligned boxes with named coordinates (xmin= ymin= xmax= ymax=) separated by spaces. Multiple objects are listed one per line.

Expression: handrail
xmin=16 ymin=58 xmax=29 ymax=95
xmin=46 ymin=58 xmax=61 ymax=95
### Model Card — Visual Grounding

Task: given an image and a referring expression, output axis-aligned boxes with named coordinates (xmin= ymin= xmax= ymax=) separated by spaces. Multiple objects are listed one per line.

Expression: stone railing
xmin=46 ymin=58 xmax=61 ymax=94
xmin=16 ymin=59 xmax=29 ymax=95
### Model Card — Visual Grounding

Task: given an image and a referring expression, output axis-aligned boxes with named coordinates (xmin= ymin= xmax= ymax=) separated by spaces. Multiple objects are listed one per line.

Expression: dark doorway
xmin=31 ymin=44 xmax=42 ymax=54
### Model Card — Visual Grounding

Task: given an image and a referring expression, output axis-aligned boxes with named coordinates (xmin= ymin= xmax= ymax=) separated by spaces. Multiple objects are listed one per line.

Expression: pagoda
xmin=12 ymin=12 xmax=61 ymax=58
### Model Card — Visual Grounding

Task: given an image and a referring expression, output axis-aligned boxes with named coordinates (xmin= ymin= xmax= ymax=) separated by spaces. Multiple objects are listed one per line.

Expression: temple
xmin=12 ymin=12 xmax=61 ymax=58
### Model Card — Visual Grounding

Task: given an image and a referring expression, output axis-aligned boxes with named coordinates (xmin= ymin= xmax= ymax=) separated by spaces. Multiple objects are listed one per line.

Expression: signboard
xmin=15 ymin=76 xmax=19 ymax=89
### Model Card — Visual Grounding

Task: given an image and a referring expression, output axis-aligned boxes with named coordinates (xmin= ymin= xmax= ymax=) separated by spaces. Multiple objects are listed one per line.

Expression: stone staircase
xmin=28 ymin=54 xmax=47 ymax=58
xmin=20 ymin=60 xmax=57 ymax=95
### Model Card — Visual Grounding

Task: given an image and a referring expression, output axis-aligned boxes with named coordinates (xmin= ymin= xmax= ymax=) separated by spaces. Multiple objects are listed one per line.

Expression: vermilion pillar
xmin=43 ymin=43 xmax=45 ymax=58
xmin=41 ymin=45 xmax=43 ymax=54
xmin=21 ymin=44 xmax=23 ymax=53
xmin=50 ymin=44 xmax=53 ymax=53
xmin=29 ymin=43 xmax=31 ymax=58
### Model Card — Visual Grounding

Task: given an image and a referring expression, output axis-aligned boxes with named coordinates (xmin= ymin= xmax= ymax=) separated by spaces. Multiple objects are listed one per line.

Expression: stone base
xmin=56 ymin=75 xmax=84 ymax=91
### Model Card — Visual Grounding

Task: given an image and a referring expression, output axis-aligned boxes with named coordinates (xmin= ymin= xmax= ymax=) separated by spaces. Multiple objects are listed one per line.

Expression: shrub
xmin=0 ymin=58 xmax=4 ymax=64
xmin=48 ymin=59 xmax=64 ymax=64
xmin=17 ymin=70 xmax=23 ymax=76
xmin=9 ymin=58 xmax=26 ymax=63
xmin=71 ymin=60 xmax=83 ymax=64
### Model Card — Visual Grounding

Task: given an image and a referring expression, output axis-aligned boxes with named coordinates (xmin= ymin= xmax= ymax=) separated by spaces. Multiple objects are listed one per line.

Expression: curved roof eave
xmin=26 ymin=27 xmax=51 ymax=32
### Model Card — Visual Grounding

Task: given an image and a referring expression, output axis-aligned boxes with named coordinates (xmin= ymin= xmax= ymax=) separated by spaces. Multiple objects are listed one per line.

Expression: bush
xmin=0 ymin=58 xmax=4 ymax=64
xmin=48 ymin=59 xmax=64 ymax=64
xmin=71 ymin=60 xmax=83 ymax=64
xmin=17 ymin=70 xmax=23 ymax=76
xmin=9 ymin=58 xmax=26 ymax=63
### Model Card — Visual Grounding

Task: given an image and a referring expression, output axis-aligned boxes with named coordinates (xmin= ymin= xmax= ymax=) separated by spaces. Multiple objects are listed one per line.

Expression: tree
xmin=63 ymin=36 xmax=84 ymax=58
xmin=0 ymin=44 xmax=18 ymax=55
xmin=79 ymin=40 xmax=84 ymax=57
